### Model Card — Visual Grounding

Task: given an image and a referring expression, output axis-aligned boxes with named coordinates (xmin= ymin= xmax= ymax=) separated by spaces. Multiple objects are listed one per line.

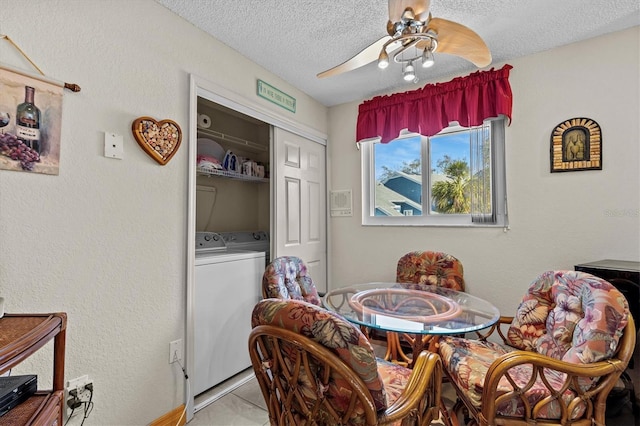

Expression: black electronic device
xmin=0 ymin=375 xmax=37 ymax=417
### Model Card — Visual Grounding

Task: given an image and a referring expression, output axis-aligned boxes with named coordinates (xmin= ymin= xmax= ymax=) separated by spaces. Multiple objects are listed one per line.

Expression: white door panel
xmin=285 ymin=177 xmax=301 ymax=245
xmin=285 ymin=143 xmax=301 ymax=167
xmin=274 ymin=128 xmax=327 ymax=293
xmin=308 ymin=181 xmax=320 ymax=241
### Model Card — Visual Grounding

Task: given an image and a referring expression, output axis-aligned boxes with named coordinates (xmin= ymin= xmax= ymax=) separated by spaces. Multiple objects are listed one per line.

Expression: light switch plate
xmin=104 ymin=132 xmax=123 ymax=159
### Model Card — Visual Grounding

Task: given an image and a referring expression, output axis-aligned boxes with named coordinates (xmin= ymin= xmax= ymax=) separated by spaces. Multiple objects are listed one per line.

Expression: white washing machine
xmin=194 ymin=232 xmax=265 ymax=396
xmin=218 ymin=230 xmax=270 ymax=267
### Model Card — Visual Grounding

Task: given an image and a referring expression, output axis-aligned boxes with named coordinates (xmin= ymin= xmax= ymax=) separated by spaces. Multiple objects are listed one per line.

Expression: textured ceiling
xmin=156 ymin=0 xmax=639 ymax=107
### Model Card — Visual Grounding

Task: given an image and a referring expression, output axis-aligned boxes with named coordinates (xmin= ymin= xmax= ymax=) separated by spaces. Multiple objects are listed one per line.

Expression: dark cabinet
xmin=574 ymin=260 xmax=639 ymax=414
xmin=574 ymin=259 xmax=639 ymax=324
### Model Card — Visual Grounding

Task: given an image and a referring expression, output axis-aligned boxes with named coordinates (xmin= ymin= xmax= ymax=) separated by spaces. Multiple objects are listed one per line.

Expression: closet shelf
xmin=197 ymin=128 xmax=267 ymax=153
xmin=197 ymin=165 xmax=269 ymax=183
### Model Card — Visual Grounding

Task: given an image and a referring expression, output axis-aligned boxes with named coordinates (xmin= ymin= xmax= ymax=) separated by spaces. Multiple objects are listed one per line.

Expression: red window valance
xmin=356 ymin=64 xmax=513 ymax=143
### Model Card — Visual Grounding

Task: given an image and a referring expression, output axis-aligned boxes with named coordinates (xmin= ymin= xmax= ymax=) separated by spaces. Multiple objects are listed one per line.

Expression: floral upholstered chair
xmin=249 ymin=298 xmax=443 ymax=425
xmin=438 ymin=270 xmax=636 ymax=426
xmin=387 ymin=251 xmax=465 ymax=364
xmin=396 ymin=251 xmax=465 ymax=292
xmin=262 ymin=256 xmax=321 ymax=306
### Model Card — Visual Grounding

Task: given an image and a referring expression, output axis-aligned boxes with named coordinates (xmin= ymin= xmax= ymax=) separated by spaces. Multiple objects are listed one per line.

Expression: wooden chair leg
xmin=440 ymin=397 xmax=456 ymax=426
xmin=449 ymin=398 xmax=472 ymax=426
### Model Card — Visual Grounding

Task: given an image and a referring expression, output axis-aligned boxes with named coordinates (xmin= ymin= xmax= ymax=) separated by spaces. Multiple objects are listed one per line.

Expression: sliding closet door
xmin=273 ymin=127 xmax=327 ymax=293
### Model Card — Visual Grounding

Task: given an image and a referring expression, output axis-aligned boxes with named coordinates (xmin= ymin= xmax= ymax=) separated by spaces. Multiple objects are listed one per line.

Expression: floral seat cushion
xmin=262 ymin=256 xmax=321 ymax=306
xmin=375 ymin=358 xmax=413 ymax=408
xmin=252 ymin=298 xmax=414 ymax=415
xmin=439 ymin=336 xmax=589 ymax=419
xmin=396 ymin=251 xmax=465 ymax=291
xmin=438 ymin=270 xmax=630 ymax=420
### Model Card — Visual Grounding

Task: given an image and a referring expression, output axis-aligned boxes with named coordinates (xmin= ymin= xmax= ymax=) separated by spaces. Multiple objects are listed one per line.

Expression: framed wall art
xmin=0 ymin=35 xmax=80 ymax=175
xmin=0 ymin=63 xmax=64 ymax=175
xmin=550 ymin=117 xmax=602 ymax=173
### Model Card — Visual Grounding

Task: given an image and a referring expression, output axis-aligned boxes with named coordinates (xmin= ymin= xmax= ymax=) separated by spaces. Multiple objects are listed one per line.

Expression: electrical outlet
xmin=77 ymin=382 xmax=92 ymax=401
xmin=67 ymin=375 xmax=90 ymax=393
xmin=66 ymin=377 xmax=93 ymax=419
xmin=169 ymin=339 xmax=182 ymax=364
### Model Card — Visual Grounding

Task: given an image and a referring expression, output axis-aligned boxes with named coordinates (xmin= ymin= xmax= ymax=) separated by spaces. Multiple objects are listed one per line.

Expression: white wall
xmin=0 ymin=0 xmax=327 ymax=424
xmin=1 ymin=1 xmax=637 ymax=423
xmin=327 ymin=27 xmax=640 ymax=315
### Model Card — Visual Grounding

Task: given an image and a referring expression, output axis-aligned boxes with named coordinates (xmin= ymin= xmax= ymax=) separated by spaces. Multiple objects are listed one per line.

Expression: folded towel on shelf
xmin=197 ymin=155 xmax=223 ymax=170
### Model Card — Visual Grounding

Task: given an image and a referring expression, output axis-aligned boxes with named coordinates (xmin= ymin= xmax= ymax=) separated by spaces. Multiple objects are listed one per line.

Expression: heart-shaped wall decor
xmin=132 ymin=117 xmax=182 ymax=165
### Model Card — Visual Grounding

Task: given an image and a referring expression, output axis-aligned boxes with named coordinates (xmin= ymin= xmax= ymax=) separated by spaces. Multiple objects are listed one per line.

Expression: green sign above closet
xmin=257 ymin=79 xmax=296 ymax=113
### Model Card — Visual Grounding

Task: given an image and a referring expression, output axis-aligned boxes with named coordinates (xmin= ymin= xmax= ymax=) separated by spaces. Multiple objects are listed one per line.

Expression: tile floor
xmin=189 ymin=373 xmax=268 ymax=425
xmin=190 ymin=333 xmax=639 ymax=426
xmin=189 ymin=368 xmax=458 ymax=426
xmin=190 ymin=369 xmax=639 ymax=426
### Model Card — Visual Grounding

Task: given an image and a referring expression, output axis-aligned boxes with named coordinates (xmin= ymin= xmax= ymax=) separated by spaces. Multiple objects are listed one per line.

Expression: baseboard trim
xmin=149 ymin=405 xmax=186 ymax=426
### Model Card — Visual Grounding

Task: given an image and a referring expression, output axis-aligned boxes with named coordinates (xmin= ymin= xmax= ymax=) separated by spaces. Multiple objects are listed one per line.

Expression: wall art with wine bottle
xmin=0 ymin=65 xmax=64 ymax=175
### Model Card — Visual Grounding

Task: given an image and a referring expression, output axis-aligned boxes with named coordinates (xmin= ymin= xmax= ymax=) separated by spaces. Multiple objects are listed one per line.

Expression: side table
xmin=0 ymin=313 xmax=67 ymax=425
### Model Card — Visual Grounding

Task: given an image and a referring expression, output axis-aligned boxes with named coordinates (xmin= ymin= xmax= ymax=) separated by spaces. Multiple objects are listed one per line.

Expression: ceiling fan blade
xmin=388 ymin=0 xmax=431 ymax=23
xmin=317 ymin=36 xmax=393 ymax=79
xmin=421 ymin=17 xmax=492 ymax=68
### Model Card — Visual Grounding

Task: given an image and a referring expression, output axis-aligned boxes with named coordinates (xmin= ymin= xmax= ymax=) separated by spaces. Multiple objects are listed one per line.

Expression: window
xmin=361 ymin=117 xmax=507 ymax=227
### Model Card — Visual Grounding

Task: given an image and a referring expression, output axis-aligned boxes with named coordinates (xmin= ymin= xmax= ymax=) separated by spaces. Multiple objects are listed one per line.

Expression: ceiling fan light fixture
xmin=316 ymin=2 xmax=492 ymax=82
xmin=378 ymin=49 xmax=390 ymax=69
xmin=421 ymin=48 xmax=435 ymax=68
xmin=403 ymin=61 xmax=416 ymax=81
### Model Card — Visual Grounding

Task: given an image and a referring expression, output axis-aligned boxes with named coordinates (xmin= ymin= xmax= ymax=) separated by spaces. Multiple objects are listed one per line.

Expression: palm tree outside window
xmin=360 ymin=118 xmax=507 ymax=227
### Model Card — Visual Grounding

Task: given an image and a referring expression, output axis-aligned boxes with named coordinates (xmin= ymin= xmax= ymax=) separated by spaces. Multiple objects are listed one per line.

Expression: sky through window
xmin=374 ymin=133 xmax=470 ymax=180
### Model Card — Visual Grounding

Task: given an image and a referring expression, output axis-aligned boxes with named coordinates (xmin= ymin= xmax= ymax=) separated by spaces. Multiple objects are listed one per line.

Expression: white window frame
xmin=361 ymin=117 xmax=508 ymax=227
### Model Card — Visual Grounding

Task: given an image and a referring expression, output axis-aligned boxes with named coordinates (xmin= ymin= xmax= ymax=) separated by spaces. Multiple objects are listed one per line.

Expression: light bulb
xmin=421 ymin=49 xmax=434 ymax=68
xmin=378 ymin=49 xmax=389 ymax=69
xmin=403 ymin=62 xmax=415 ymax=81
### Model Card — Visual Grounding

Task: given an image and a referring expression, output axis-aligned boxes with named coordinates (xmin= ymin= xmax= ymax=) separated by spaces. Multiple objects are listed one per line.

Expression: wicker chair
xmin=249 ymin=298 xmax=443 ymax=425
xmin=386 ymin=251 xmax=465 ymax=365
xmin=262 ymin=256 xmax=321 ymax=306
xmin=438 ymin=270 xmax=636 ymax=426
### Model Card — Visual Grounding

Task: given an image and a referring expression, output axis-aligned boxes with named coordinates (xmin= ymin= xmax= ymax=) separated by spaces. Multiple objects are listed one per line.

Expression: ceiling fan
xmin=317 ymin=0 xmax=491 ymax=81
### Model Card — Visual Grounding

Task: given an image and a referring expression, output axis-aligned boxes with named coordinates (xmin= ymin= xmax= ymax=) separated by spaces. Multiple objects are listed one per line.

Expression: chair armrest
xmin=485 ymin=349 xmax=626 ymax=386
xmin=379 ymin=351 xmax=443 ymax=425
xmin=474 ymin=315 xmax=513 ymax=344
xmin=480 ymin=350 xmax=627 ymax=424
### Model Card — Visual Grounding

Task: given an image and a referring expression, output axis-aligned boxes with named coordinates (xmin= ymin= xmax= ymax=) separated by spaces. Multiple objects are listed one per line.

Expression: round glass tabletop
xmin=323 ymin=282 xmax=500 ymax=335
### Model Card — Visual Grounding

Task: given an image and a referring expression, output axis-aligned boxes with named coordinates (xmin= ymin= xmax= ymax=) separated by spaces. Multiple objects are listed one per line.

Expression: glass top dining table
xmin=323 ymin=282 xmax=500 ymax=335
xmin=324 ymin=282 xmax=500 ymax=426
xmin=323 ymin=282 xmax=500 ymax=367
